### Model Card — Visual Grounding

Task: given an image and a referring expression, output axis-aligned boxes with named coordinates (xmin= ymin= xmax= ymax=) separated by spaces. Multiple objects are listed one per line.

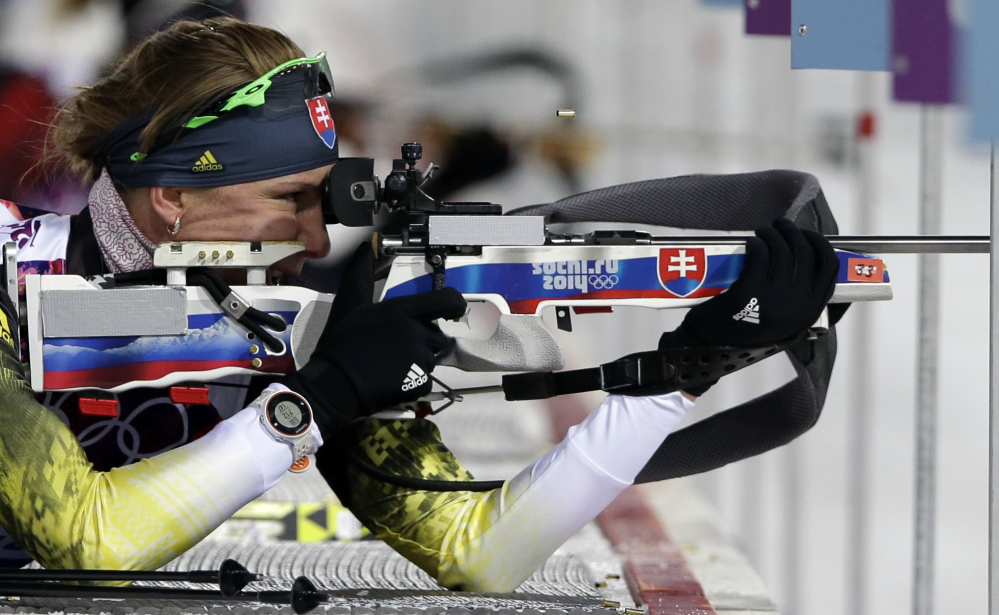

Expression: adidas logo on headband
xmin=192 ymin=150 xmax=224 ymax=173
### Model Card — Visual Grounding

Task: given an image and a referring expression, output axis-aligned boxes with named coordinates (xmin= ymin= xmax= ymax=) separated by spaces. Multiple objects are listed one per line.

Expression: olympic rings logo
xmin=588 ymin=274 xmax=619 ymax=290
xmin=41 ymin=392 xmax=190 ymax=466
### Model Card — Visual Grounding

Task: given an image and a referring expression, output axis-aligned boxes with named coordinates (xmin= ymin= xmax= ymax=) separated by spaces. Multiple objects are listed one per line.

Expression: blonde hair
xmin=50 ymin=17 xmax=304 ymax=181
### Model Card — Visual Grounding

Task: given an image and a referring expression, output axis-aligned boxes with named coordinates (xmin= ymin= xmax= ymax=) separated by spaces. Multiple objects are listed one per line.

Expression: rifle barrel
xmin=647 ymin=235 xmax=990 ymax=254
xmin=827 ymin=235 xmax=989 ymax=253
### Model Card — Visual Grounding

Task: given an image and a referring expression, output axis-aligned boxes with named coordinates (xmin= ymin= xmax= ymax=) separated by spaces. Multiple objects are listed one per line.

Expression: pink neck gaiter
xmin=87 ymin=169 xmax=158 ymax=273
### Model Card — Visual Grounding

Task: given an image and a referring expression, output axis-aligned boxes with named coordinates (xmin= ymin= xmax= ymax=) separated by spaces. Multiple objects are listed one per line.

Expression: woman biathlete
xmin=0 ymin=17 xmax=838 ymax=591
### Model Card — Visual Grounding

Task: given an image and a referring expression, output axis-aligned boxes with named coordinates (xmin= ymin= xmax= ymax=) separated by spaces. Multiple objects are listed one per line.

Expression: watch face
xmin=265 ymin=392 xmax=312 ymax=436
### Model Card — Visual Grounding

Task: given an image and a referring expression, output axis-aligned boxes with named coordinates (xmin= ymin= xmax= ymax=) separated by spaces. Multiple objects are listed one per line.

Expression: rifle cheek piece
xmin=500 ymin=330 xmax=818 ymax=401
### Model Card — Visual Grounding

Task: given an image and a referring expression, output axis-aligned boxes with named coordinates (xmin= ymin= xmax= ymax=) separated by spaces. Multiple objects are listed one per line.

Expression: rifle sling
xmin=501 ymin=335 xmax=810 ymax=401
xmin=349 ymin=334 xmax=816 ymax=494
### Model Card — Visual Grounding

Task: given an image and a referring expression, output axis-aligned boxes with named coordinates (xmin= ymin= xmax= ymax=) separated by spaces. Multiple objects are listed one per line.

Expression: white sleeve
xmin=553 ymin=391 xmax=695 ymax=484
xmin=438 ymin=391 xmax=693 ymax=591
xmin=225 ymin=383 xmax=324 ymax=492
xmin=167 ymin=383 xmax=325 ymax=518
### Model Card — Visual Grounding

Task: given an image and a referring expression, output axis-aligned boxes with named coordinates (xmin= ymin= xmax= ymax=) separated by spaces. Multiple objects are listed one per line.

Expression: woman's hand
xmin=282 ymin=245 xmax=466 ymax=439
xmin=662 ymin=218 xmax=838 ymax=348
xmin=658 ymin=218 xmax=839 ymax=395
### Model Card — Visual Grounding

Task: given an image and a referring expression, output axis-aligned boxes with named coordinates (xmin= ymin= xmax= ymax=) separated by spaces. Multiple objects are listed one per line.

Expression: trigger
xmin=457 ymin=304 xmax=472 ymax=327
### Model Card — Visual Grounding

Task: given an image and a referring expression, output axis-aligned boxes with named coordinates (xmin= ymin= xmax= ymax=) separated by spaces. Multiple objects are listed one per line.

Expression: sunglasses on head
xmin=183 ymin=52 xmax=334 ymax=130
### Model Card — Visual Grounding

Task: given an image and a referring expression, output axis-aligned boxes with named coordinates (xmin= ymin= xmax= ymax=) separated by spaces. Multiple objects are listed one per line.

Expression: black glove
xmin=659 ymin=218 xmax=839 ymax=395
xmin=282 ymin=244 xmax=467 ymax=438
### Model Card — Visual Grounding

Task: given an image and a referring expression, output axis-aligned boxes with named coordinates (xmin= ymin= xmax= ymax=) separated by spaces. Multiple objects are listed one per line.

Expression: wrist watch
xmin=251 ymin=389 xmax=314 ymax=462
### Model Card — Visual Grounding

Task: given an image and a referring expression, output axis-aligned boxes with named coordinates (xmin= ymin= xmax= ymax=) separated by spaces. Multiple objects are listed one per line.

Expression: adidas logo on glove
xmin=401 ymin=364 xmax=428 ymax=391
xmin=733 ymin=297 xmax=760 ymax=324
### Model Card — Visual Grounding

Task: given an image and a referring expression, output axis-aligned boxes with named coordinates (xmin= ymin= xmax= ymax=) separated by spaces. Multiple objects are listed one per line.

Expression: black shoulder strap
xmin=508 ymin=170 xmax=841 ymax=482
xmin=66 ymin=207 xmax=108 ymax=277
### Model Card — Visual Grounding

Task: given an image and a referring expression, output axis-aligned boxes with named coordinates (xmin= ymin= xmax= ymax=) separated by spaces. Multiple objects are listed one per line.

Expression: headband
xmin=104 ymin=59 xmax=339 ymax=189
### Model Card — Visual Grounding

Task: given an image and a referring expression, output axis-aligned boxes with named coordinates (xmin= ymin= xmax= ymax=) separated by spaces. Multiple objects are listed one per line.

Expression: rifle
xmin=24 ymin=142 xmax=966 ymax=406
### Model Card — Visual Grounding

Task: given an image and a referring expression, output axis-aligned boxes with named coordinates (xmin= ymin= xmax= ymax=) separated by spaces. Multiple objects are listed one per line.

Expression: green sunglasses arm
xmin=182 ymin=53 xmax=328 ymax=130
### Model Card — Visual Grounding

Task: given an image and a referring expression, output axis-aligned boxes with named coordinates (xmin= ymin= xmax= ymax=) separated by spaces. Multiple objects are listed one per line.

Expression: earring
xmin=168 ymin=216 xmax=181 ymax=237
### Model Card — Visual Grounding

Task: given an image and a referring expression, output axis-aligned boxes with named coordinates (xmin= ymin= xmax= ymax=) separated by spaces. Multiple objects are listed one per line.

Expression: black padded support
xmin=508 ymin=170 xmax=840 ymax=482
xmin=510 ymin=170 xmax=826 ymax=231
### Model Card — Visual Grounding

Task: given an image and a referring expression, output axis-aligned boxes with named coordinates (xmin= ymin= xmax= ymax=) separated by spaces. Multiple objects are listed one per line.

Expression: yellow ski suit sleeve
xmin=0 ymin=327 xmax=268 ymax=570
xmin=331 ymin=389 xmax=692 ymax=592
xmin=332 ymin=417 xmax=632 ymax=592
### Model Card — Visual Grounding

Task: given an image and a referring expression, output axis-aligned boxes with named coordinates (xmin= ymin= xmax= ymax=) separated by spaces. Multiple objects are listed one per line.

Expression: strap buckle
xmin=599 ymin=352 xmax=675 ymax=391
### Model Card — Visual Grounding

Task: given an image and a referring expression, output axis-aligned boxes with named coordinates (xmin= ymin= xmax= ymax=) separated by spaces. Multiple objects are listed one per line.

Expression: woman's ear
xmin=148 ymin=187 xmax=184 ymax=226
